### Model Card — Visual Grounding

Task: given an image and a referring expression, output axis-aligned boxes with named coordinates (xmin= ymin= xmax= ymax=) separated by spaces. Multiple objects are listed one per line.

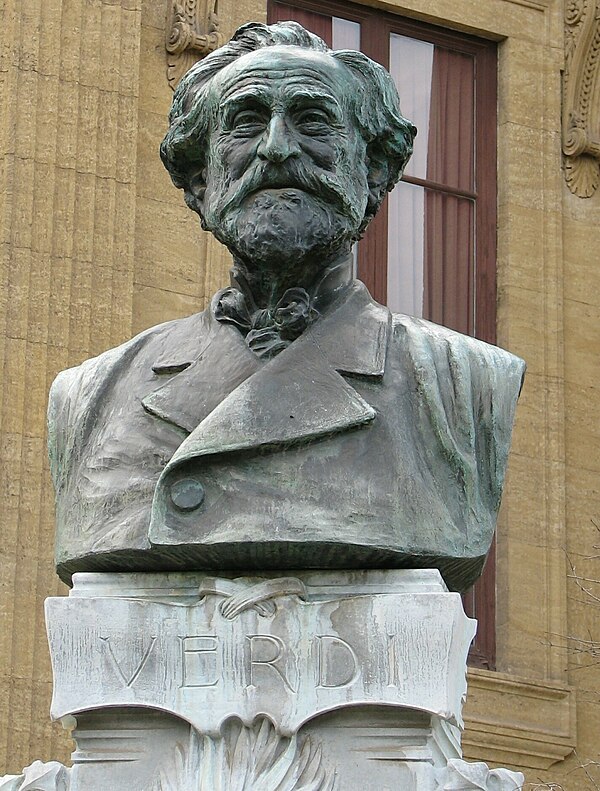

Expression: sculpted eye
xmin=231 ymin=109 xmax=266 ymax=132
xmin=295 ymin=109 xmax=331 ymax=129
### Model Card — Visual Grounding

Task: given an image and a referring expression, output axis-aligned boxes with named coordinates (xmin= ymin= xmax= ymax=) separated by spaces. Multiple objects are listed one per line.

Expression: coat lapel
xmin=161 ymin=282 xmax=390 ymax=468
xmin=141 ymin=314 xmax=262 ymax=434
xmin=308 ymin=281 xmax=390 ymax=377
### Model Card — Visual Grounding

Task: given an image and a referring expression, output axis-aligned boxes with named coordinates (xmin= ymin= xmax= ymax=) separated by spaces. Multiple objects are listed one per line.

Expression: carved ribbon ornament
xmin=563 ymin=0 xmax=600 ymax=196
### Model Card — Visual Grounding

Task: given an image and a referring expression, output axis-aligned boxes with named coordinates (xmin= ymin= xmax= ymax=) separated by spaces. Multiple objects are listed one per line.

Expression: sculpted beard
xmin=202 ymin=160 xmax=366 ymax=267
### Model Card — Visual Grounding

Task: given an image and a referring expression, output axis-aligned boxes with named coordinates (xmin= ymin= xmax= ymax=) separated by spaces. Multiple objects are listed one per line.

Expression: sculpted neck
xmin=229 ymin=250 xmax=355 ymax=312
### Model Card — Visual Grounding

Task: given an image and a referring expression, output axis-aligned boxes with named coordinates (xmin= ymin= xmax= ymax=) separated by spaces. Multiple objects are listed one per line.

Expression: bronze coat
xmin=48 ymin=282 xmax=525 ymax=591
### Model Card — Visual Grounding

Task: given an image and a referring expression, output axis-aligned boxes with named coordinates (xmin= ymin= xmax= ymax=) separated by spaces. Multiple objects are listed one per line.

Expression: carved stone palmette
xmin=563 ymin=0 xmax=600 ymax=196
xmin=0 ymin=722 xmax=335 ymax=791
xmin=166 ymin=0 xmax=224 ymax=89
xmin=152 ymin=717 xmax=335 ymax=791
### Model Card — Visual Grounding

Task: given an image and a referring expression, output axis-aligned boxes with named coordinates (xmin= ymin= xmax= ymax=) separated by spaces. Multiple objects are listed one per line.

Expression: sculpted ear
xmin=364 ymin=145 xmax=391 ymax=222
xmin=184 ymin=166 xmax=208 ymax=219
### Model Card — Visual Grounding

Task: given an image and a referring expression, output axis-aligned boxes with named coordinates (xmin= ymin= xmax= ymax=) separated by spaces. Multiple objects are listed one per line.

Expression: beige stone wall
xmin=0 ymin=0 xmax=264 ymax=772
xmin=1 ymin=0 xmax=599 ymax=785
xmin=0 ymin=0 xmax=141 ymax=769
xmin=561 ymin=183 xmax=600 ymax=786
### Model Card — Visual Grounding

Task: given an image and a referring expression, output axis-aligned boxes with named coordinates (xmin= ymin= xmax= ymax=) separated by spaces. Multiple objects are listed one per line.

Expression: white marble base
xmin=0 ymin=570 xmax=525 ymax=790
xmin=46 ymin=570 xmax=475 ymax=735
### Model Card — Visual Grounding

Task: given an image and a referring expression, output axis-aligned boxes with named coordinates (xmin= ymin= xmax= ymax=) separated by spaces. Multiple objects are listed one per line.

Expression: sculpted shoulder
xmin=47 ymin=309 xmax=211 ymax=490
xmin=390 ymin=312 xmax=526 ymax=383
xmin=388 ymin=311 xmax=525 ymax=522
xmin=49 ymin=310 xmax=210 ymax=401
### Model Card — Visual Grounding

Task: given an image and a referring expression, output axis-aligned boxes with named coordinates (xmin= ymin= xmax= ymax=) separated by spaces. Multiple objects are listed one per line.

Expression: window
xmin=268 ymin=0 xmax=498 ymax=668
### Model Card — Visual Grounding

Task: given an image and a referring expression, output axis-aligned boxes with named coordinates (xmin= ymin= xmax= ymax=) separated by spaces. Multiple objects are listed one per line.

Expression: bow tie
xmin=213 ymin=287 xmax=319 ymax=360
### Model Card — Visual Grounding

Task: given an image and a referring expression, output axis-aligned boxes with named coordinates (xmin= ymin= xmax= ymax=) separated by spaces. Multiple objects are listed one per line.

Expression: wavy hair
xmin=160 ymin=21 xmax=416 ymax=231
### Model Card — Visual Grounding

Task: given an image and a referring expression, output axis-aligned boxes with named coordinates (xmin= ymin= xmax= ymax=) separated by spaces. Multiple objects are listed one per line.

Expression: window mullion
xmin=402 ymin=174 xmax=477 ymax=200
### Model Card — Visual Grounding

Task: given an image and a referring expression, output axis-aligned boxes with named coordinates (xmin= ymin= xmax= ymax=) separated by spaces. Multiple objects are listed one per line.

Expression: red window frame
xmin=268 ymin=0 xmax=498 ymax=669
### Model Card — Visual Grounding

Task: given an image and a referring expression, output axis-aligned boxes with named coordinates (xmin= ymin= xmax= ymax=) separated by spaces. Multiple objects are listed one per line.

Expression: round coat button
xmin=170 ymin=478 xmax=205 ymax=511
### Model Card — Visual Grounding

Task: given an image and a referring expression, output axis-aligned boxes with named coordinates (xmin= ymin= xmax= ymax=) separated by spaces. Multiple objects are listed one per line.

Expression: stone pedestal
xmin=2 ymin=570 xmax=525 ymax=790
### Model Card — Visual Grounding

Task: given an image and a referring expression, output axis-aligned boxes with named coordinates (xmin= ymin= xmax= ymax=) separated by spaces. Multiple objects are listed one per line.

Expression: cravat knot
xmin=213 ymin=287 xmax=319 ymax=359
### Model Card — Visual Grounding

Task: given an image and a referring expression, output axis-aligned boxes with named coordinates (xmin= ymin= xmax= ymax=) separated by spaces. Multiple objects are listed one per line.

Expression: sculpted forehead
xmin=210 ymin=46 xmax=355 ymax=103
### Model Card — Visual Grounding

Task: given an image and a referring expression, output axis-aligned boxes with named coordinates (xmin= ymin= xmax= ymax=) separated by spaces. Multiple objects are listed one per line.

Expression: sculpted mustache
xmin=218 ymin=162 xmax=357 ymax=219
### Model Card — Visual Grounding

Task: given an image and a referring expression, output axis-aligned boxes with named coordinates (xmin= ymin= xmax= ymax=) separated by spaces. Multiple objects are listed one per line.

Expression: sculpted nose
xmin=257 ymin=115 xmax=299 ymax=163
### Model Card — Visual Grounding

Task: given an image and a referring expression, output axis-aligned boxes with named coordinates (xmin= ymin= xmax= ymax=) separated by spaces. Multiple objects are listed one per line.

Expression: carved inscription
xmin=101 ymin=633 xmax=363 ymax=693
xmin=180 ymin=635 xmax=219 ymax=688
xmin=46 ymin=589 xmax=475 ymax=734
xmin=387 ymin=633 xmax=404 ymax=689
xmin=246 ymin=634 xmax=298 ymax=693
xmin=316 ymin=636 xmax=359 ymax=688
xmin=101 ymin=635 xmax=157 ymax=688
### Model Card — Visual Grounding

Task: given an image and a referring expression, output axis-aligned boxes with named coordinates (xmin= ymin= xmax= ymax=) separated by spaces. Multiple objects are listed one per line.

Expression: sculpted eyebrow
xmin=219 ymin=86 xmax=343 ymax=122
xmin=288 ymin=90 xmax=342 ymax=117
xmin=220 ymin=88 xmax=269 ymax=118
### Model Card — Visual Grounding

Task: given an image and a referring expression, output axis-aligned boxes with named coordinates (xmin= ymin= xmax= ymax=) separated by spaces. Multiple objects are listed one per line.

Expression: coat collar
xmin=142 ymin=281 xmax=390 ymax=448
xmin=306 ymin=280 xmax=390 ymax=377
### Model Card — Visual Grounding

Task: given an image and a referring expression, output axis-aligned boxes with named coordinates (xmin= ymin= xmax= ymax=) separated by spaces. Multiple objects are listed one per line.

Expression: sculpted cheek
xmin=213 ymin=138 xmax=257 ymax=179
xmin=299 ymin=138 xmax=338 ymax=169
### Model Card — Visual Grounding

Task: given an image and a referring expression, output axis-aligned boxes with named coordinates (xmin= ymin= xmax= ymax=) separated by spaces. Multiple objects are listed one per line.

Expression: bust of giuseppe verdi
xmin=48 ymin=22 xmax=525 ymax=592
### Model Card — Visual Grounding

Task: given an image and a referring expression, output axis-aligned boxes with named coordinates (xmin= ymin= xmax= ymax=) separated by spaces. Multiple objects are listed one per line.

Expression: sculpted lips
xmin=245 ymin=188 xmax=307 ymax=206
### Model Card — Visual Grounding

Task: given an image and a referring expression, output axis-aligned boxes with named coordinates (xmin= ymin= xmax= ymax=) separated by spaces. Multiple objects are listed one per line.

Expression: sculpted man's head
xmin=161 ymin=22 xmax=415 ymax=288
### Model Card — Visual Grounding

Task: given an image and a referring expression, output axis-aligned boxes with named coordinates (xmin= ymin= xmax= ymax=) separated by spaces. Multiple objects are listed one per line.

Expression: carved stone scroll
xmin=436 ymin=759 xmax=524 ymax=791
xmin=166 ymin=0 xmax=224 ymax=89
xmin=563 ymin=0 xmax=600 ymax=196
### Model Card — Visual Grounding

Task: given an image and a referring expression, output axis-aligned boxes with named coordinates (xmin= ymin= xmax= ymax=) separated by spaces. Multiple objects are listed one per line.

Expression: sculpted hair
xmin=160 ymin=21 xmax=416 ymax=228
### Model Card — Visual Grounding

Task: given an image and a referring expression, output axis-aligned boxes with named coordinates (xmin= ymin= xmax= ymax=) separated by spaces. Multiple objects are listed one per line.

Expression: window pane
xmin=332 ymin=17 xmax=360 ymax=49
xmin=425 ymin=48 xmax=475 ymax=191
xmin=387 ymin=184 xmax=474 ymax=331
xmin=389 ymin=35 xmax=475 ymax=191
xmin=423 ymin=190 xmax=474 ymax=335
xmin=389 ymin=34 xmax=434 ymax=182
xmin=387 ymin=181 xmax=425 ymax=316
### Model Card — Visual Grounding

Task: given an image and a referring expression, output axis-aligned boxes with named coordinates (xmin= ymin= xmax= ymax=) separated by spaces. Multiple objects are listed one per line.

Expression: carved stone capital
xmin=12 ymin=572 xmax=525 ymax=789
xmin=563 ymin=0 xmax=600 ymax=196
xmin=166 ymin=1 xmax=225 ymax=89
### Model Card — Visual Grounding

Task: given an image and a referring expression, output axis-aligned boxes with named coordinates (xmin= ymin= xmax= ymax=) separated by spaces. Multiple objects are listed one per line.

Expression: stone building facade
xmin=0 ymin=0 xmax=598 ymax=786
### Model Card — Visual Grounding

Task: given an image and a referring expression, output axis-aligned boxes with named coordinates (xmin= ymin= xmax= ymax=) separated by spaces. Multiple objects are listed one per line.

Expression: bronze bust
xmin=48 ymin=22 xmax=524 ymax=591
